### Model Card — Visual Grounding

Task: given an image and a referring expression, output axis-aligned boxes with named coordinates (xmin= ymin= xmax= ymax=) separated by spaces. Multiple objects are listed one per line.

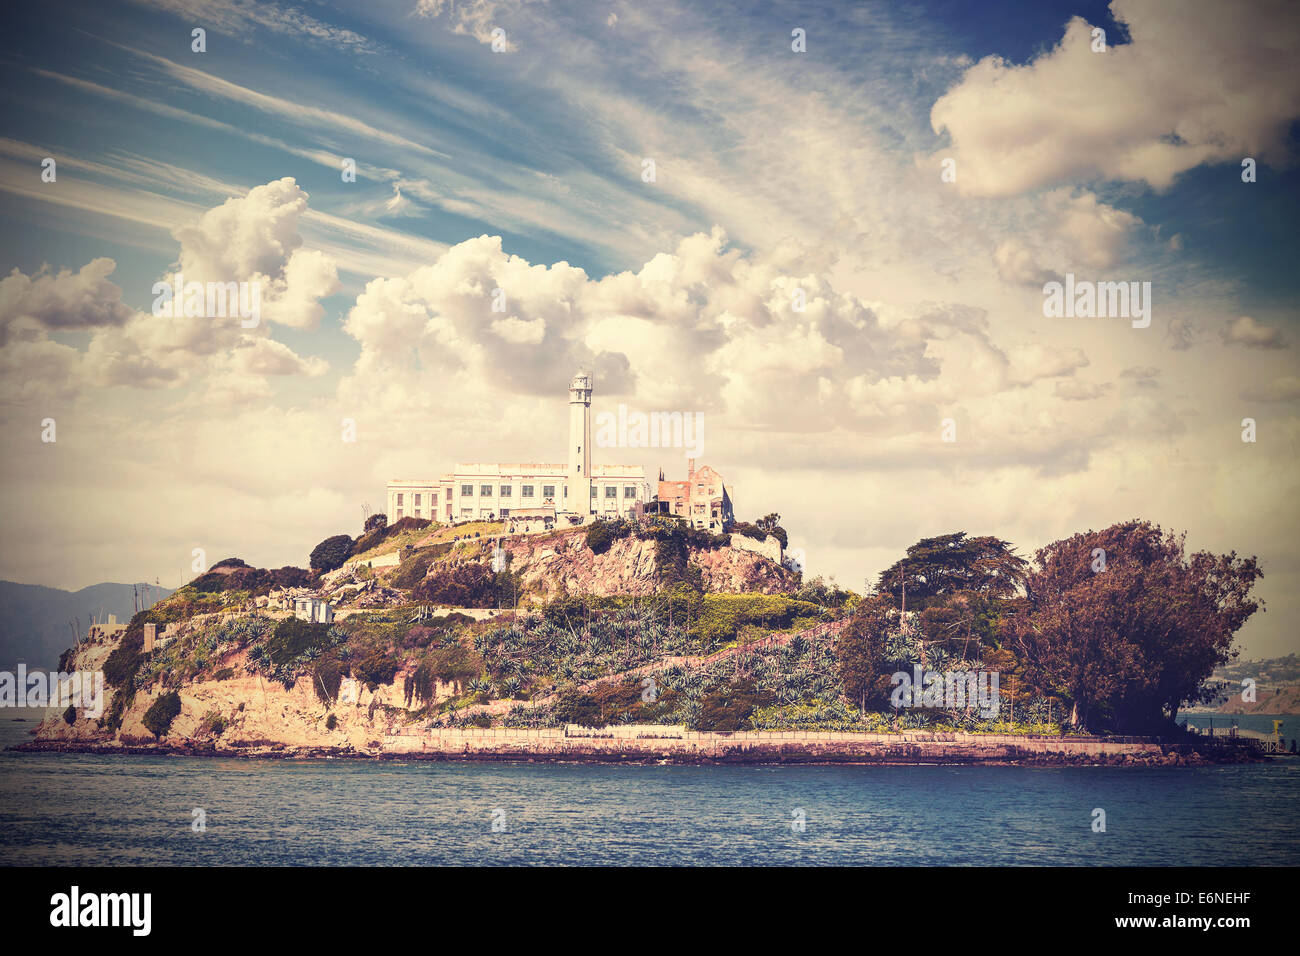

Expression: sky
xmin=0 ymin=0 xmax=1297 ymax=659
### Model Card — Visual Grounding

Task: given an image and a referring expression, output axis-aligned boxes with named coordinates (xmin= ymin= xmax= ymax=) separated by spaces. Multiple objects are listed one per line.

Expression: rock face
xmin=33 ymin=642 xmax=454 ymax=753
xmin=501 ymin=531 xmax=798 ymax=599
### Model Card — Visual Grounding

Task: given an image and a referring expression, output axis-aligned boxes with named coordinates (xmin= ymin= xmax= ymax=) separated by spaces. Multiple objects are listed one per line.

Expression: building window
xmin=590 ymin=486 xmax=597 ymax=498
xmin=605 ymin=486 xmax=617 ymax=498
xmin=396 ymin=509 xmax=404 ymax=519
xmin=461 ymin=508 xmax=473 ymax=517
xmin=445 ymin=487 xmax=453 ymax=499
xmin=415 ymin=508 xmax=421 ymax=517
xmin=522 ymin=485 xmax=534 ymax=498
xmin=500 ymin=509 xmax=510 ymax=518
xmin=481 ymin=485 xmax=493 ymax=497
xmin=500 ymin=485 xmax=512 ymax=497
xmin=396 ymin=493 xmax=404 ymax=506
xmin=462 ymin=484 xmax=474 ymax=496
xmin=414 ymin=494 xmax=421 ymax=506
xmin=543 ymin=485 xmax=555 ymax=498
xmin=624 ymin=486 xmax=636 ymax=498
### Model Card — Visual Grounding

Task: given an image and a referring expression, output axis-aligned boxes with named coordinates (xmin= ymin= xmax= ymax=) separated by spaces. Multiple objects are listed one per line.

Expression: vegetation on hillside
xmin=67 ymin=508 xmax=1262 ymax=741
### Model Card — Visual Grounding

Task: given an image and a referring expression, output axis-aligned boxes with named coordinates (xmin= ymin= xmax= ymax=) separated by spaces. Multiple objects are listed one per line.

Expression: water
xmin=2 ymin=716 xmax=1297 ymax=865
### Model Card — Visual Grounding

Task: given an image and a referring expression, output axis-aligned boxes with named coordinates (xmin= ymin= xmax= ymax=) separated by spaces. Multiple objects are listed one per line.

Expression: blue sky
xmin=4 ymin=0 xmax=1295 ymax=308
xmin=1 ymin=0 xmax=1298 ymax=657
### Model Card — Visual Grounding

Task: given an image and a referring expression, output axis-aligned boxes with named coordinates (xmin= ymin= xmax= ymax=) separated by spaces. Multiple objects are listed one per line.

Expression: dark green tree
xmin=309 ymin=534 xmax=354 ymax=572
xmin=876 ymin=532 xmax=1027 ymax=609
xmin=142 ymin=691 xmax=182 ymax=738
xmin=836 ymin=597 xmax=896 ymax=713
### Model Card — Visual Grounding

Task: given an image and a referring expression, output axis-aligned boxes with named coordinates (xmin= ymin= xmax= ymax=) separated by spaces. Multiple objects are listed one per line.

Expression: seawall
xmin=14 ymin=726 xmax=1250 ymax=766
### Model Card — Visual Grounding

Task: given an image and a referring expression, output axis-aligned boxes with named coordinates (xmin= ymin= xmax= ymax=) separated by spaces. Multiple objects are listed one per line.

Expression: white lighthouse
xmin=566 ymin=370 xmax=593 ymax=514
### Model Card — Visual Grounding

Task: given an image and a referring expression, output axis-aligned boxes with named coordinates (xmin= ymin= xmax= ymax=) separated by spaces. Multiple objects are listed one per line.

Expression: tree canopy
xmin=875 ymin=532 xmax=1027 ymax=608
xmin=1006 ymin=520 xmax=1263 ymax=733
xmin=309 ymin=534 xmax=354 ymax=573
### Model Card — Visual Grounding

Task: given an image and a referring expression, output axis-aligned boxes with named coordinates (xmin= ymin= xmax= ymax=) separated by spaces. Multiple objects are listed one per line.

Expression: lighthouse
xmin=566 ymin=370 xmax=593 ymax=515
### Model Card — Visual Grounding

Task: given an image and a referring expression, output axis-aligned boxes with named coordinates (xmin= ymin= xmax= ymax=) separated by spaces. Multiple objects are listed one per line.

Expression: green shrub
xmin=311 ymin=653 xmax=348 ymax=703
xmin=689 ymin=594 xmax=825 ymax=648
xmin=553 ymin=681 xmax=672 ymax=728
xmin=325 ymin=713 xmax=338 ymax=730
xmin=142 ymin=691 xmax=182 ymax=738
xmin=352 ymin=647 xmax=400 ymax=690
xmin=198 ymin=709 xmax=226 ymax=736
xmin=105 ymin=681 xmax=134 ymax=733
xmin=585 ymin=521 xmax=615 ymax=555
xmin=388 ymin=542 xmax=453 ymax=589
xmin=695 ymin=680 xmax=772 ymax=732
xmin=310 ymin=534 xmax=354 ymax=572
xmin=62 ymin=704 xmax=76 ymax=725
xmin=411 ymin=563 xmax=498 ymax=608
xmin=103 ymin=631 xmax=146 ymax=686
xmin=265 ymin=618 xmax=333 ymax=668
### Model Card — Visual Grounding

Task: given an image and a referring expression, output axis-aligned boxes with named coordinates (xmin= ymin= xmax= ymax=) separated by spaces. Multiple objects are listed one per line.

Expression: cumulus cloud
xmin=0 ymin=179 xmax=336 ymax=401
xmin=1222 ymin=315 xmax=1287 ymax=349
xmin=167 ymin=177 xmax=340 ymax=330
xmin=993 ymin=189 xmax=1141 ymax=286
xmin=930 ymin=0 xmax=1300 ymax=197
xmin=0 ymin=258 xmax=133 ymax=345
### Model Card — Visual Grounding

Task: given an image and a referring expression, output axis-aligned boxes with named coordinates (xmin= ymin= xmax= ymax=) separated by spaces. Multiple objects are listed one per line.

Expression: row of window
xmin=394 ymin=492 xmax=436 ymax=507
xmin=459 ymin=483 xmax=558 ymax=499
xmin=454 ymin=484 xmax=639 ymax=499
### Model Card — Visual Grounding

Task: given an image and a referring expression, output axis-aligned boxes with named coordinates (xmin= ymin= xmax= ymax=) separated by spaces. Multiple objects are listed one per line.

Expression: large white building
xmin=387 ymin=372 xmax=651 ymax=526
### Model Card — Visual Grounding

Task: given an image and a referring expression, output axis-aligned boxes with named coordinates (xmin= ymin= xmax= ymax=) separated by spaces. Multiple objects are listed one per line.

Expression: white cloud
xmin=930 ymin=0 xmax=1300 ymax=196
xmin=1222 ymin=315 xmax=1287 ymax=349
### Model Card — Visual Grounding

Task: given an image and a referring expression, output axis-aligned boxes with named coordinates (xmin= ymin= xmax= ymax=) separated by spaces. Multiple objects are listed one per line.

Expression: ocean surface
xmin=2 ymin=714 xmax=1297 ymax=866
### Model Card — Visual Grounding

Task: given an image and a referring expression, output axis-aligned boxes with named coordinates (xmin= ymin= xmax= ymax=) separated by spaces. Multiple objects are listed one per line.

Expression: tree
xmin=1006 ymin=520 xmax=1263 ymax=733
xmin=310 ymin=534 xmax=354 ymax=572
xmin=364 ymin=513 xmax=388 ymax=534
xmin=142 ymin=691 xmax=183 ymax=738
xmin=755 ymin=513 xmax=788 ymax=549
xmin=836 ymin=597 xmax=896 ymax=713
xmin=876 ymin=532 xmax=1027 ymax=609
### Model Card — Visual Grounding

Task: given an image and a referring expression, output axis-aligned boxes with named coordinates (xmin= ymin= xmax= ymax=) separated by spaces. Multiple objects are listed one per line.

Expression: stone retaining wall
xmin=369 ymin=726 xmax=1173 ymax=764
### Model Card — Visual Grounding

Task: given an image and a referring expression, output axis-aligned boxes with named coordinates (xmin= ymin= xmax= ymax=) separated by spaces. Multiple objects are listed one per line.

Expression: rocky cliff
xmin=495 ymin=529 xmax=797 ymax=599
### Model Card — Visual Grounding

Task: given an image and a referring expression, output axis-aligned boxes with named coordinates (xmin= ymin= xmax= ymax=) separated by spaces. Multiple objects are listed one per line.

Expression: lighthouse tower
xmin=566 ymin=370 xmax=593 ymax=515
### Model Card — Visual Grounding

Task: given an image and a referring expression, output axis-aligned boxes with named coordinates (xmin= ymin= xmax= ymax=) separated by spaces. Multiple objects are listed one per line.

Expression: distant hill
xmin=0 ymin=581 xmax=174 ymax=671
xmin=1216 ymin=685 xmax=1300 ymax=716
